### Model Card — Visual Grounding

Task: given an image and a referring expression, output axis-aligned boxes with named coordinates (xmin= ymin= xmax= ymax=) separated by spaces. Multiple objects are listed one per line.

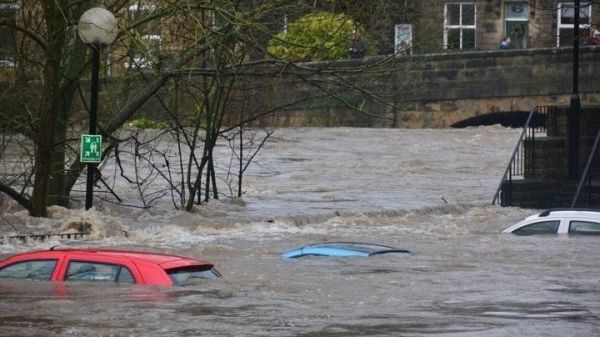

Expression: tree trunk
xmin=238 ymin=121 xmax=243 ymax=197
xmin=47 ymin=85 xmax=71 ymax=207
xmin=31 ymin=2 xmax=66 ymax=217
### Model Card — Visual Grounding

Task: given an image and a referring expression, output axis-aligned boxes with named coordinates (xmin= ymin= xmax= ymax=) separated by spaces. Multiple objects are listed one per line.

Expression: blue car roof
xmin=281 ymin=242 xmax=411 ymax=258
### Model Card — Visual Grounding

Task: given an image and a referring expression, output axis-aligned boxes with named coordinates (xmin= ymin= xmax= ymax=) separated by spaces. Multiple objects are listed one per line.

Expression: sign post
xmin=78 ymin=7 xmax=116 ymax=211
xmin=81 ymin=134 xmax=101 ymax=210
xmin=80 ymin=135 xmax=102 ymax=163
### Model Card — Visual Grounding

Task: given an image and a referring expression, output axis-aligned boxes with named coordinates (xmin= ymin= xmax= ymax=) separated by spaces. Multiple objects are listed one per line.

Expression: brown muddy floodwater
xmin=0 ymin=127 xmax=598 ymax=336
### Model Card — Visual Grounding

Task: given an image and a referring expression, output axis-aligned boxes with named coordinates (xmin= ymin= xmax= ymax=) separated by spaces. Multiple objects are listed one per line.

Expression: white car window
xmin=568 ymin=221 xmax=600 ymax=235
xmin=513 ymin=220 xmax=560 ymax=235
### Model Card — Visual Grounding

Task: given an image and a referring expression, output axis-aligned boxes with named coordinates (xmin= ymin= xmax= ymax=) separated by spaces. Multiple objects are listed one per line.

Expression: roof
xmin=281 ymin=242 xmax=411 ymax=258
xmin=537 ymin=208 xmax=600 ymax=218
xmin=503 ymin=208 xmax=600 ymax=234
xmin=25 ymin=248 xmax=205 ymax=266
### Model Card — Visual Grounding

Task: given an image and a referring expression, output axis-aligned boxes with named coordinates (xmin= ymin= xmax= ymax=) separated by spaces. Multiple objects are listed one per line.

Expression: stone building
xmin=0 ymin=1 xmax=597 ymax=70
xmin=252 ymin=1 xmax=600 ymax=55
xmin=405 ymin=1 xmax=600 ymax=53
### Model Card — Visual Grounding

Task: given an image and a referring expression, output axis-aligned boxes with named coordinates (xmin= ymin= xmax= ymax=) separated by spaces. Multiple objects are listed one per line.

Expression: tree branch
xmin=0 ymin=182 xmax=32 ymax=213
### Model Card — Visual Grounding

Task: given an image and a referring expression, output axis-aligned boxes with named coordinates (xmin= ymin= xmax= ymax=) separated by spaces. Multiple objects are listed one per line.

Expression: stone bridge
xmin=251 ymin=46 xmax=600 ymax=128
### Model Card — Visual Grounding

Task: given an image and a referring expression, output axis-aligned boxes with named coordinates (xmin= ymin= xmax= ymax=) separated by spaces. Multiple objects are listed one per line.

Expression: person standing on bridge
xmin=348 ymin=30 xmax=367 ymax=59
xmin=499 ymin=36 xmax=512 ymax=50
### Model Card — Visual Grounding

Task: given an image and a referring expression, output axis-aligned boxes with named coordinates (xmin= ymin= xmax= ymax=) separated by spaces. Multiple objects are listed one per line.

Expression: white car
xmin=503 ymin=209 xmax=600 ymax=235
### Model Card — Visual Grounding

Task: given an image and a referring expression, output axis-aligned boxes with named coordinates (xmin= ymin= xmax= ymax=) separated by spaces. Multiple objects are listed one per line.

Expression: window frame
xmin=556 ymin=2 xmax=592 ymax=47
xmin=0 ymin=1 xmax=19 ymax=67
xmin=167 ymin=266 xmax=222 ymax=286
xmin=568 ymin=220 xmax=600 ymax=235
xmin=504 ymin=2 xmax=530 ymax=48
xmin=512 ymin=220 xmax=561 ymax=235
xmin=443 ymin=2 xmax=477 ymax=50
xmin=505 ymin=2 xmax=530 ymax=21
xmin=0 ymin=259 xmax=58 ymax=280
xmin=64 ymin=260 xmax=136 ymax=284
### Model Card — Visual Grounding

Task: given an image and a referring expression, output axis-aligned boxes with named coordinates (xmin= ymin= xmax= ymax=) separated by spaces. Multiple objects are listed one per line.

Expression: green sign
xmin=80 ymin=135 xmax=102 ymax=163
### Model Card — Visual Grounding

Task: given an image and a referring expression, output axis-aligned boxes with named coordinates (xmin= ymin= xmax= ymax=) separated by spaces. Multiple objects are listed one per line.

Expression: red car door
xmin=59 ymin=252 xmax=143 ymax=284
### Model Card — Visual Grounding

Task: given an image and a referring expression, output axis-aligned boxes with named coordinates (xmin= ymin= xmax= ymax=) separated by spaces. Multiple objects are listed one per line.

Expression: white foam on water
xmin=0 ymin=127 xmax=528 ymax=250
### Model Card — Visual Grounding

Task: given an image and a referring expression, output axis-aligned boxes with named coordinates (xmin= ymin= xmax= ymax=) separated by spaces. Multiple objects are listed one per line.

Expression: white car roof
xmin=533 ymin=209 xmax=600 ymax=219
xmin=504 ymin=208 xmax=600 ymax=233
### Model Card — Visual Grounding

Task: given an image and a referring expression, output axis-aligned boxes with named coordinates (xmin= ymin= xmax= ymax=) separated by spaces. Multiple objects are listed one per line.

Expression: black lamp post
xmin=569 ymin=0 xmax=581 ymax=179
xmin=77 ymin=8 xmax=117 ymax=210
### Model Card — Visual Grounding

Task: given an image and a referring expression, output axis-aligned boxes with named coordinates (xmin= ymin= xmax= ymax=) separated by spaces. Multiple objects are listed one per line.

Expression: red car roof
xmin=6 ymin=248 xmax=212 ymax=267
xmin=0 ymin=248 xmax=219 ymax=286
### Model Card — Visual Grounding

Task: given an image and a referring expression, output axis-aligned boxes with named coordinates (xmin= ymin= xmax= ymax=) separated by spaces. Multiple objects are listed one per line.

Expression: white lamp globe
xmin=77 ymin=8 xmax=118 ymax=45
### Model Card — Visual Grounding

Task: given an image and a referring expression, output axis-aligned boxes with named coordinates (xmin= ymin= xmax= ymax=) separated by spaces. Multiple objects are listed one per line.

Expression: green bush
xmin=268 ymin=12 xmax=366 ymax=61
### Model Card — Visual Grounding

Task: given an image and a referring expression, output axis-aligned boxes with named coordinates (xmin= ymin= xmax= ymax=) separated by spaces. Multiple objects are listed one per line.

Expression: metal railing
xmin=0 ymin=232 xmax=90 ymax=245
xmin=491 ymin=106 xmax=552 ymax=205
xmin=571 ymin=129 xmax=600 ymax=207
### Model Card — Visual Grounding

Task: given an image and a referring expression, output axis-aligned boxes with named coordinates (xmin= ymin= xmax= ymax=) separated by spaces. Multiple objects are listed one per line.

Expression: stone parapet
xmin=241 ymin=47 xmax=600 ymax=128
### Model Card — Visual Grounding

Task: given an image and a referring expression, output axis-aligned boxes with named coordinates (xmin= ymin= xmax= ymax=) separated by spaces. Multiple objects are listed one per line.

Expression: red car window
xmin=65 ymin=261 xmax=135 ymax=284
xmin=0 ymin=259 xmax=57 ymax=281
xmin=166 ymin=266 xmax=221 ymax=286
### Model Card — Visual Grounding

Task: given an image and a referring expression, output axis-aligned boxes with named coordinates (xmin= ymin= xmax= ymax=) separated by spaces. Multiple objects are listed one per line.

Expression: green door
xmin=505 ymin=3 xmax=530 ymax=49
xmin=505 ymin=21 xmax=528 ymax=49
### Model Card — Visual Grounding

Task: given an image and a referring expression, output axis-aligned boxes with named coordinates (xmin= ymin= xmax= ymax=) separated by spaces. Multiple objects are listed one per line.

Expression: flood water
xmin=1 ymin=127 xmax=599 ymax=337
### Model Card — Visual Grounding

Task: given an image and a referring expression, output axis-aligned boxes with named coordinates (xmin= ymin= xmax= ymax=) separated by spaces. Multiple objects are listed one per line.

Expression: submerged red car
xmin=0 ymin=248 xmax=221 ymax=286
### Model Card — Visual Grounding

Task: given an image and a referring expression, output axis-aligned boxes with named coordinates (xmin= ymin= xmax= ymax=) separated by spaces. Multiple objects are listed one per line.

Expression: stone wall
xmin=245 ymin=46 xmax=600 ymax=128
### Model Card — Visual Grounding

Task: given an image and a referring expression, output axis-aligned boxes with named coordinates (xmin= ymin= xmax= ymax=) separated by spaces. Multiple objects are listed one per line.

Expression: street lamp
xmin=569 ymin=0 xmax=581 ymax=179
xmin=77 ymin=8 xmax=118 ymax=210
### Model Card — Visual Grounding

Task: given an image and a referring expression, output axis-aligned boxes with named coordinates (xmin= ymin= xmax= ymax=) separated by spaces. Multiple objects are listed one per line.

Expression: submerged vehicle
xmin=281 ymin=242 xmax=411 ymax=258
xmin=0 ymin=248 xmax=221 ymax=286
xmin=503 ymin=208 xmax=600 ymax=235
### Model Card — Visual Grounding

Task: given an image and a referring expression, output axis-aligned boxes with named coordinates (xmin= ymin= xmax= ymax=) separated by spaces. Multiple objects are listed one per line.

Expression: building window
xmin=126 ymin=3 xmax=162 ymax=69
xmin=0 ymin=1 xmax=19 ymax=67
xmin=557 ymin=2 xmax=591 ymax=47
xmin=444 ymin=3 xmax=476 ymax=50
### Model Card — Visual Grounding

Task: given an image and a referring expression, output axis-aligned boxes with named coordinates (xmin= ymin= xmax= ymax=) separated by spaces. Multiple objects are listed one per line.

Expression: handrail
xmin=491 ymin=107 xmax=537 ymax=205
xmin=571 ymin=129 xmax=600 ymax=207
xmin=0 ymin=232 xmax=90 ymax=245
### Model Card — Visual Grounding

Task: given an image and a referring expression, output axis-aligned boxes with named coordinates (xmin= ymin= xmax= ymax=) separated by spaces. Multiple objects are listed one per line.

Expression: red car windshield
xmin=166 ymin=266 xmax=221 ymax=286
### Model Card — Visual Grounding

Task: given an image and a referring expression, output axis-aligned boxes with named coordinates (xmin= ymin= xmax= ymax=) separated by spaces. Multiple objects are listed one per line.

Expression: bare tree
xmin=0 ymin=0 xmax=424 ymax=216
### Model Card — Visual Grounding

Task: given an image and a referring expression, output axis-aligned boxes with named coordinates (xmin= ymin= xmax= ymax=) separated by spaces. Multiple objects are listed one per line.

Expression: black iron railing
xmin=571 ymin=129 xmax=600 ymax=207
xmin=492 ymin=106 xmax=553 ymax=205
